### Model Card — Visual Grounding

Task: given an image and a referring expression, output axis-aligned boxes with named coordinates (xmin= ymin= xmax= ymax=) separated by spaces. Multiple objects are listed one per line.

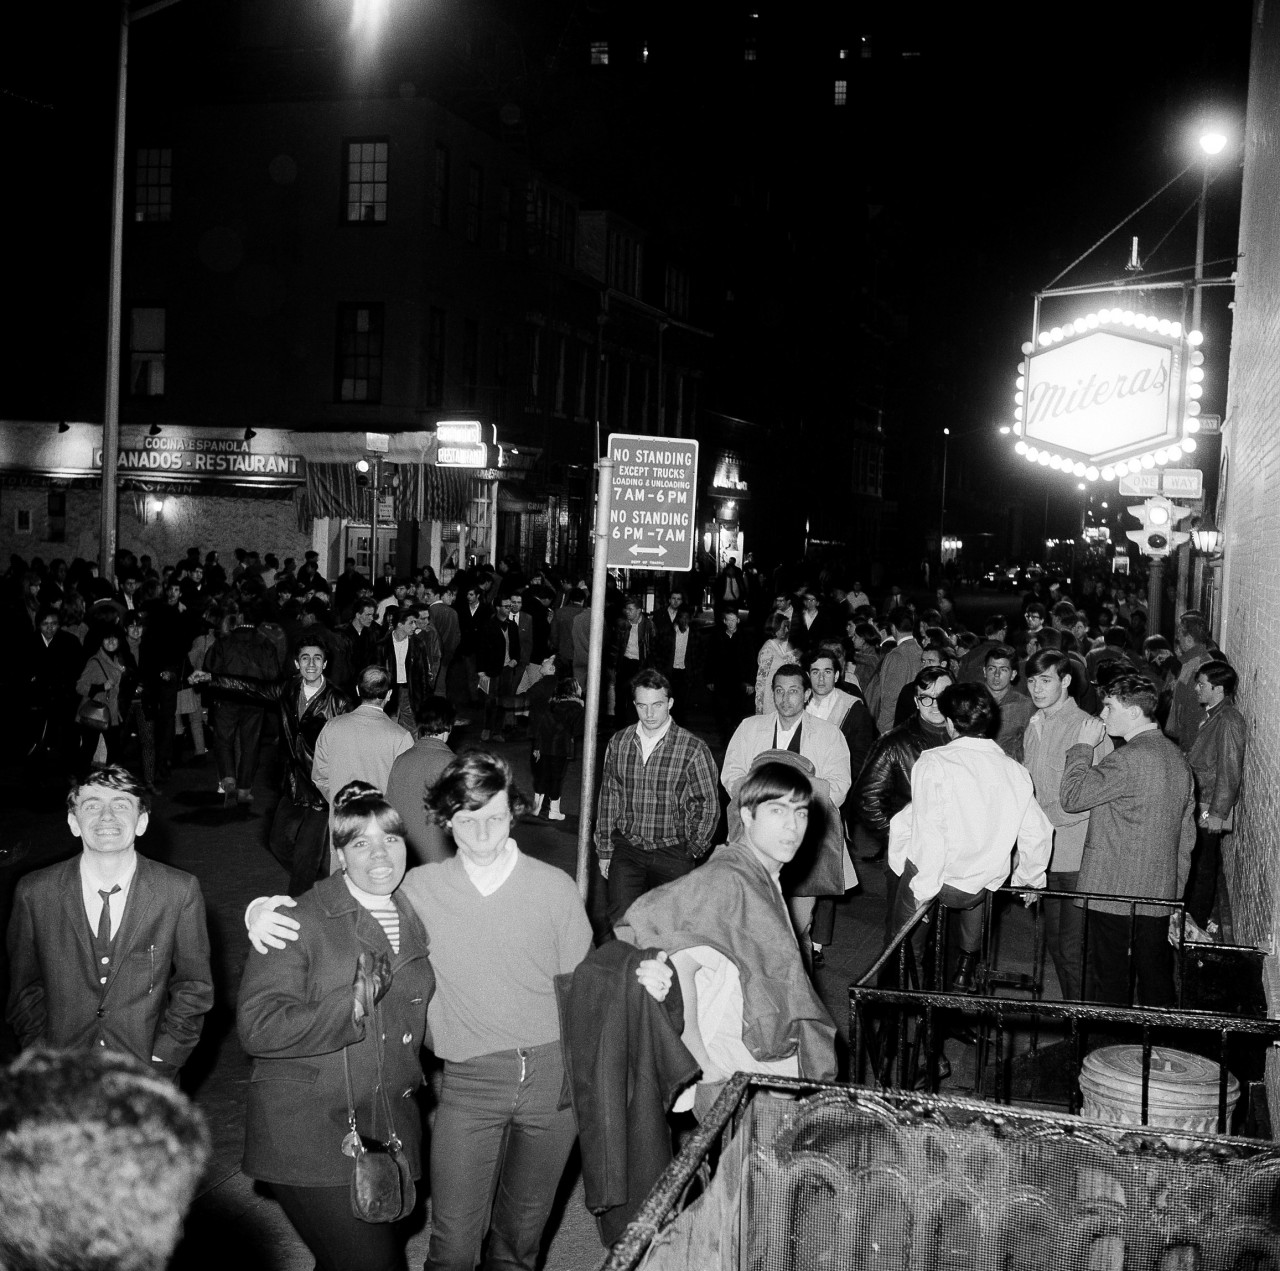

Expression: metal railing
xmin=851 ymin=885 xmax=1276 ymax=1129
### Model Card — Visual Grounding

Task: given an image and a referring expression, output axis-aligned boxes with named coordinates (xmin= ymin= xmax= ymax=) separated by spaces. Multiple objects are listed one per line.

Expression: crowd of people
xmin=0 ymin=542 xmax=1248 ymax=1269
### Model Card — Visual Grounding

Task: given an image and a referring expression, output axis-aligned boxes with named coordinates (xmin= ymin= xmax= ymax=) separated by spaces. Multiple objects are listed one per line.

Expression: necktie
xmin=97 ymin=885 xmax=121 ymax=944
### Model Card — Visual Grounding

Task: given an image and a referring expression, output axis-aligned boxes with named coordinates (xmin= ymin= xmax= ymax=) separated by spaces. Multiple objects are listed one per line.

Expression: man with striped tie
xmin=5 ymin=765 xmax=213 ymax=1080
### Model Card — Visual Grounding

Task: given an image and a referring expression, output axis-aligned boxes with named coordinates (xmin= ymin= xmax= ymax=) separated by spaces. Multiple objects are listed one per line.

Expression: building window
xmin=498 ymin=184 xmax=512 ymax=252
xmin=134 ymin=147 xmax=172 ymax=222
xmin=744 ymin=41 xmax=757 ymax=61
xmin=527 ymin=328 xmax=542 ymax=408
xmin=528 ymin=182 xmax=576 ymax=267
xmin=590 ymin=41 xmax=609 ymax=65
xmin=463 ymin=319 xmax=479 ymax=407
xmin=47 ymin=491 xmax=66 ymax=544
xmin=553 ymin=336 xmax=567 ymax=415
xmin=664 ymin=265 xmax=690 ymax=319
xmin=129 ymin=307 xmax=166 ymax=397
xmin=466 ymin=164 xmax=484 ymax=244
xmin=14 ymin=508 xmax=31 ymax=535
xmin=839 ymin=48 xmax=848 ymax=59
xmin=336 ymin=304 xmax=384 ymax=402
xmin=426 ymin=307 xmax=446 ymax=408
xmin=834 ymin=80 xmax=848 ymax=106
xmin=344 ymin=139 xmax=388 ymax=224
xmin=432 ymin=144 xmax=450 ymax=231
xmin=607 ymin=227 xmax=641 ymax=297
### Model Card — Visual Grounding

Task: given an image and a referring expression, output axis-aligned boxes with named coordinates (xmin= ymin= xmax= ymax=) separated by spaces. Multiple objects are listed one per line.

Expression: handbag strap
xmin=342 ymin=997 xmax=402 ymax=1148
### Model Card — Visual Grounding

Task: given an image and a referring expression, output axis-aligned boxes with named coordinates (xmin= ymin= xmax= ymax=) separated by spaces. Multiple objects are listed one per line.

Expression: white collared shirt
xmin=460 ymin=838 xmax=520 ymax=896
xmin=636 ymin=717 xmax=673 ymax=761
xmin=673 ymin=627 xmax=689 ymax=670
xmin=774 ymin=716 xmax=802 ymax=749
xmin=80 ymin=852 xmax=139 ymax=940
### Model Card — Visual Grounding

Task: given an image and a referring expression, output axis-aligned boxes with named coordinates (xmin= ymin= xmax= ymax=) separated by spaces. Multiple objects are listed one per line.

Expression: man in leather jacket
xmin=191 ymin=637 xmax=352 ymax=895
xmin=377 ymin=603 xmax=441 ymax=737
xmin=851 ymin=664 xmax=953 ymax=938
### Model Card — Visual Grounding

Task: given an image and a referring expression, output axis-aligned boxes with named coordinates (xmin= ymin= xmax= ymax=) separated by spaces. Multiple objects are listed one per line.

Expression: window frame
xmin=128 ymin=306 xmax=167 ymax=398
xmin=134 ymin=146 xmax=172 ymax=223
xmin=342 ymin=137 xmax=390 ymax=226
xmin=335 ymin=302 xmax=386 ymax=404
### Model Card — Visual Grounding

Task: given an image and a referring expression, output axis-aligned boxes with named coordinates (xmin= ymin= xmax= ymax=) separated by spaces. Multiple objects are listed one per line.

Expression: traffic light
xmin=1125 ymin=497 xmax=1190 ymax=558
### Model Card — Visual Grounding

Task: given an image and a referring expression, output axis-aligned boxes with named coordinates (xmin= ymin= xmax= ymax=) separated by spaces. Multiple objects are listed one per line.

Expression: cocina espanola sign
xmin=93 ymin=435 xmax=303 ymax=479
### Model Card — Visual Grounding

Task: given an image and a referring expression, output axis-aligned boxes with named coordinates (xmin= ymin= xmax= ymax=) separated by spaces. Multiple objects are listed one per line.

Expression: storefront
xmin=0 ymin=422 xmax=489 ymax=583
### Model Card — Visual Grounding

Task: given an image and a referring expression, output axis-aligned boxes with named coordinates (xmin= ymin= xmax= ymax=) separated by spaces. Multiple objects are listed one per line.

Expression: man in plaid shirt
xmin=596 ymin=668 xmax=720 ymax=925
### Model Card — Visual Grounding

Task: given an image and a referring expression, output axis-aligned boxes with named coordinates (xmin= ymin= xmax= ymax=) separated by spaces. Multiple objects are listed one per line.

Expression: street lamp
xmin=1193 ymin=126 xmax=1230 ymax=335
xmin=939 ymin=427 xmax=950 ymax=566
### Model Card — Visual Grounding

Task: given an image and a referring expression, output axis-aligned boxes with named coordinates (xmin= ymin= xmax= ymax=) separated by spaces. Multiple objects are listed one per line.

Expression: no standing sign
xmin=605 ymin=433 xmax=699 ymax=572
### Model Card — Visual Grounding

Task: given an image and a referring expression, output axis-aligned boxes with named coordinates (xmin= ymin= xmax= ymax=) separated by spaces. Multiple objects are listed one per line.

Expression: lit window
xmin=336 ymin=304 xmax=384 ymax=403
xmin=834 ymin=80 xmax=848 ymax=106
xmin=344 ymin=139 xmax=388 ymax=224
xmin=744 ymin=41 xmax=757 ymax=61
xmin=641 ymin=42 xmax=649 ymax=64
xmin=860 ymin=35 xmax=871 ymax=58
xmin=134 ymin=148 xmax=172 ymax=222
xmin=590 ymin=41 xmax=609 ymax=65
xmin=129 ymin=308 xmax=166 ymax=397
xmin=839 ymin=48 xmax=848 ymax=59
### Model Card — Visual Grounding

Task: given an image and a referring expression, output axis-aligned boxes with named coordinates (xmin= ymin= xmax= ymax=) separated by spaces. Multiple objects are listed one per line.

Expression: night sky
xmin=1 ymin=0 xmax=1255 ymax=538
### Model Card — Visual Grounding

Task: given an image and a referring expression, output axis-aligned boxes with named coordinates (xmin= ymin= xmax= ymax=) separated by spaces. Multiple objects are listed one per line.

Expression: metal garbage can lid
xmin=1082 ymin=1045 xmax=1238 ymax=1101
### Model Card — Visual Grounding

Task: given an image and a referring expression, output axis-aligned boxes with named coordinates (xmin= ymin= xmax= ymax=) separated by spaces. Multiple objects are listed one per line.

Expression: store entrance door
xmin=344 ymin=524 xmax=400 ymax=578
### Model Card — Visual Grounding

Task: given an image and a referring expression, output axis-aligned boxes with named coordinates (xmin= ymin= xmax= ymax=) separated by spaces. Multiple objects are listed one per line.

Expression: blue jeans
xmin=425 ymin=1041 xmax=577 ymax=1271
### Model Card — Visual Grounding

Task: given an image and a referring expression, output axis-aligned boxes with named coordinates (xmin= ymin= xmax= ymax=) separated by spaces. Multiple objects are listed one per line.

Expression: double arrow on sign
xmin=628 ymin=544 xmax=668 ymax=557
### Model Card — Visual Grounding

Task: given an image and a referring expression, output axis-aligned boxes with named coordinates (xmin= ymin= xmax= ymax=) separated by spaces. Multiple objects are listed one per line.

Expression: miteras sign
xmin=1008 ymin=309 xmax=1207 ymax=485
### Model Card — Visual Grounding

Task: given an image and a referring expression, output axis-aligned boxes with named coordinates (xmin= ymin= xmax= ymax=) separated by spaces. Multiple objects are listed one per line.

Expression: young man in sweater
xmin=246 ymin=750 xmax=670 ymax=1271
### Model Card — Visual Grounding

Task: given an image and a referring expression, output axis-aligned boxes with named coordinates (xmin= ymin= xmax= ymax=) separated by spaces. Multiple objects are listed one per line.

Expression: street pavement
xmin=0 ymin=608 xmax=1041 ymax=1270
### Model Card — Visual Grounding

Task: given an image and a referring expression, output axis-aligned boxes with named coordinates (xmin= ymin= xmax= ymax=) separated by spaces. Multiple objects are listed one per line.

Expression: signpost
xmin=605 ymin=433 xmax=699 ymax=572
xmin=577 ymin=433 xmax=701 ymax=898
xmin=1118 ymin=469 xmax=1202 ymax=499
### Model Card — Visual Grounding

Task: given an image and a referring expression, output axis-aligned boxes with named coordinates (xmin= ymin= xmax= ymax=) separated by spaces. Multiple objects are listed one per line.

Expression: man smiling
xmin=6 ymin=765 xmax=212 ymax=1078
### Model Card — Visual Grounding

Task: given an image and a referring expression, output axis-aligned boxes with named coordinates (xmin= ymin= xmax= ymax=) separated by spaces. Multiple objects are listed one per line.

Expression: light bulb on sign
xmin=1188 ymin=330 xmax=1204 ymax=346
xmin=1182 ymin=437 xmax=1197 ymax=453
xmin=1188 ymin=367 xmax=1204 ymax=382
xmin=1185 ymin=418 xmax=1200 ymax=434
xmin=1127 ymin=459 xmax=1143 ymax=475
xmin=1050 ymin=327 xmax=1063 ymax=342
xmin=1073 ymin=462 xmax=1086 ymax=477
xmin=1039 ymin=332 xmax=1052 ymax=346
xmin=1049 ymin=455 xmax=1063 ymax=470
xmin=1188 ymin=384 xmax=1203 ymax=399
xmin=1015 ymin=440 xmax=1028 ymax=455
xmin=1140 ymin=454 xmax=1156 ymax=469
xmin=1101 ymin=466 xmax=1115 ymax=481
xmin=1021 ymin=340 xmax=1035 ymax=355
xmin=1086 ymin=467 xmax=1099 ymax=481
xmin=1038 ymin=453 xmax=1051 ymax=466
xmin=1153 ymin=449 xmax=1169 ymax=465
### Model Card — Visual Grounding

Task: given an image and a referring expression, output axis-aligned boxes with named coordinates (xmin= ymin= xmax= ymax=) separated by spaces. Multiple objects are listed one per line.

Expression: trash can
xmin=1079 ymin=1044 xmax=1239 ymax=1134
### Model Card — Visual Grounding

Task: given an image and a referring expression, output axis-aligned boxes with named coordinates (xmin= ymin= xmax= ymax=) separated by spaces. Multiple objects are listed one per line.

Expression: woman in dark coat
xmin=238 ymin=782 xmax=434 ymax=1271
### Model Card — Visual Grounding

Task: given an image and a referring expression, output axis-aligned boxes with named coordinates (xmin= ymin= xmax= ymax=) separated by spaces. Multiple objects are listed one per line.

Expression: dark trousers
xmin=616 ymin=658 xmax=642 ymax=722
xmin=605 ymin=835 xmax=696 ymax=927
xmin=666 ymin=668 xmax=689 ymax=722
xmin=269 ymin=793 xmax=330 ymax=896
xmin=1184 ymin=825 xmax=1223 ymax=929
xmin=388 ymin=684 xmax=416 ymax=736
xmin=811 ymin=897 xmax=836 ymax=947
xmin=153 ymin=677 xmax=179 ymax=773
xmin=125 ymin=701 xmax=156 ymax=784
xmin=1086 ymin=911 xmax=1175 ymax=1008
xmin=1043 ymin=870 xmax=1085 ymax=1000
xmin=211 ymin=701 xmax=265 ymax=792
xmin=272 ymin=1181 xmax=412 ymax=1271
xmin=78 ymin=724 xmax=123 ymax=778
xmin=887 ymin=860 xmax=985 ymax=981
xmin=532 ymin=753 xmax=570 ymax=798
xmin=425 ymin=1042 xmax=577 ymax=1271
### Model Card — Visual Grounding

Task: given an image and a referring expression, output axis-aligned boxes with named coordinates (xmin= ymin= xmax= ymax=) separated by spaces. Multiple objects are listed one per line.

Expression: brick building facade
xmin=1215 ymin=1 xmax=1280 ymax=1107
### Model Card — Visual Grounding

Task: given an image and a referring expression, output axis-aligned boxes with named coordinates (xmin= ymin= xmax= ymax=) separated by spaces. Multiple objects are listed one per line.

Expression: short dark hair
xmin=983 ymin=615 xmax=1009 ymax=638
xmin=1197 ymin=660 xmax=1238 ymax=696
xmin=417 ymin=696 xmax=457 ymax=737
xmin=35 ymin=605 xmax=60 ymax=625
xmin=771 ymin=663 xmax=810 ymax=692
xmin=1051 ymin=601 xmax=1079 ymax=625
xmin=914 ymin=665 xmax=952 ymax=694
xmin=0 ymin=1048 xmax=210 ymax=1271
xmin=630 ymin=668 xmax=672 ymax=698
xmin=887 ymin=605 xmax=914 ymax=634
xmin=293 ymin=636 xmax=328 ymax=661
xmin=1031 ymin=627 xmax=1062 ymax=650
xmin=739 ymin=760 xmax=814 ymax=813
xmin=1103 ymin=671 xmax=1159 ymax=720
xmin=1103 ymin=627 xmax=1129 ymax=648
xmin=1026 ymin=649 xmax=1071 ymax=681
xmin=801 ymin=645 xmax=843 ymax=676
xmin=1025 ymin=602 xmax=1047 ymax=621
xmin=939 ymin=682 xmax=999 ymax=739
xmin=854 ymin=622 xmax=880 ymax=645
xmin=357 ymin=665 xmax=393 ymax=701
xmin=67 ymin=764 xmax=149 ymax=815
xmin=427 ymin=749 xmax=528 ymax=823
xmin=332 ymin=781 xmax=407 ymax=851
xmin=984 ymin=643 xmax=1016 ymax=668
xmin=1178 ymin=613 xmax=1209 ymax=644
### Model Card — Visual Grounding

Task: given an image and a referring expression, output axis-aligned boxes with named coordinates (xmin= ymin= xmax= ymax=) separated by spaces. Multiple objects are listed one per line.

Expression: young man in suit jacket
xmin=6 ymin=765 xmax=213 ymax=1080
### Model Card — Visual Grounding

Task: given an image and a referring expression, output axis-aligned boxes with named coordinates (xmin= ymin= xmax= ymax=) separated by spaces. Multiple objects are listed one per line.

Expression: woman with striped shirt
xmin=238 ymin=782 xmax=434 ymax=1271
